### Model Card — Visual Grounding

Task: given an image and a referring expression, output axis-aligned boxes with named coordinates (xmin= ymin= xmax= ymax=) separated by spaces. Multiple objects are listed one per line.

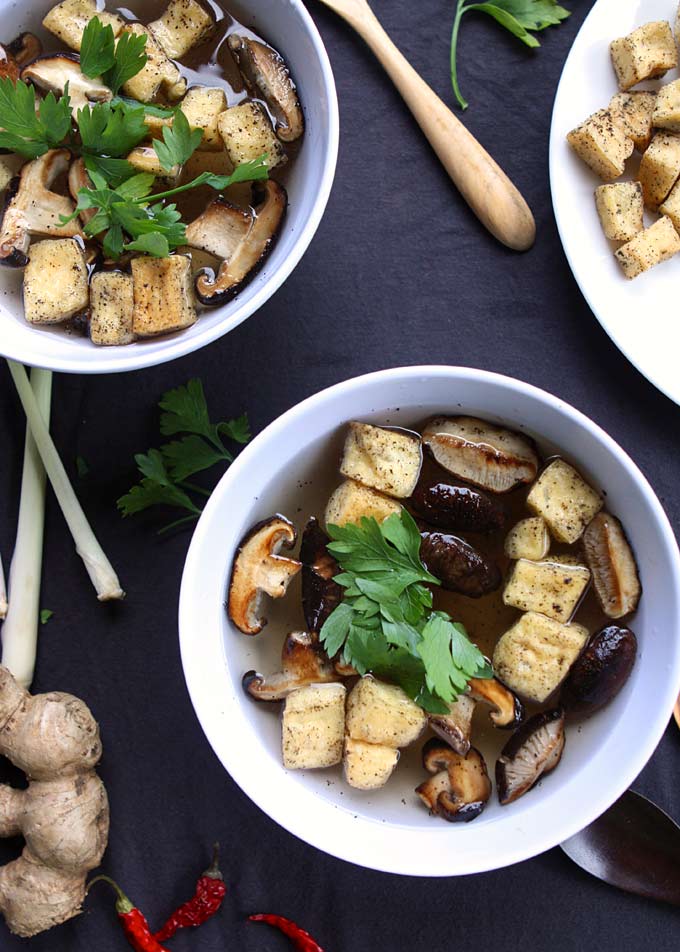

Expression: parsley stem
xmin=157 ymin=514 xmax=200 ymax=535
xmin=178 ymin=479 xmax=212 ymax=498
xmin=133 ymin=173 xmax=211 ymax=205
xmin=450 ymin=1 xmax=469 ymax=111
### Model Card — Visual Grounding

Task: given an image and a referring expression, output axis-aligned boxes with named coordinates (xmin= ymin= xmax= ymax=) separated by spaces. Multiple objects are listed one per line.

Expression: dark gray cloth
xmin=1 ymin=1 xmax=678 ymax=948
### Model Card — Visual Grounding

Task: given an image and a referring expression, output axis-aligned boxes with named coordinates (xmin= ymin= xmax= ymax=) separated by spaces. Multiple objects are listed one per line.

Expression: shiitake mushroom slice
xmin=561 ymin=625 xmax=637 ymax=717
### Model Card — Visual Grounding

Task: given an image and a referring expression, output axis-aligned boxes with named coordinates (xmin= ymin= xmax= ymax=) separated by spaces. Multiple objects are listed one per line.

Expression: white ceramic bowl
xmin=179 ymin=366 xmax=680 ymax=876
xmin=0 ymin=0 xmax=338 ymax=374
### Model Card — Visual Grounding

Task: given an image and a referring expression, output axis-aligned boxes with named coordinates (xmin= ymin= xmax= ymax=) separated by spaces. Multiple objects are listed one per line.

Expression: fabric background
xmin=1 ymin=1 xmax=678 ymax=948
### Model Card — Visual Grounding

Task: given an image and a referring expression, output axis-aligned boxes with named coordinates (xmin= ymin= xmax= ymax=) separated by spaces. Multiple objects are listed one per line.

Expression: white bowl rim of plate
xmin=179 ymin=365 xmax=680 ymax=877
xmin=549 ymin=0 xmax=680 ymax=406
xmin=0 ymin=0 xmax=339 ymax=374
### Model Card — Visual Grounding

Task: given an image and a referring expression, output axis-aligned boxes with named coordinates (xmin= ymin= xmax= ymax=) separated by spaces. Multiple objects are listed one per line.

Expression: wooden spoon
xmin=561 ymin=790 xmax=680 ymax=906
xmin=314 ymin=0 xmax=536 ymax=251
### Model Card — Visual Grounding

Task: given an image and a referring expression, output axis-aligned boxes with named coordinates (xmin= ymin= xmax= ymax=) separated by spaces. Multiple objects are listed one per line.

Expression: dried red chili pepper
xmin=89 ymin=876 xmax=171 ymax=952
xmin=249 ymin=913 xmax=325 ymax=951
xmin=154 ymin=843 xmax=227 ymax=941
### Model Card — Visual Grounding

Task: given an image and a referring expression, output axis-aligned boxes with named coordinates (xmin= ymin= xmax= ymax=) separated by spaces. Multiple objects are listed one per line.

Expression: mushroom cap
xmin=417 ymin=739 xmax=491 ymax=822
xmin=419 ymin=528 xmax=501 ymax=597
xmin=22 ymin=54 xmax=112 ymax=113
xmin=496 ymin=708 xmax=565 ymax=805
xmin=300 ymin=517 xmax=343 ymax=633
xmin=7 ymin=33 xmax=42 ymax=67
xmin=228 ymin=34 xmax=304 ymax=142
xmin=227 ymin=515 xmax=301 ymax=635
xmin=410 ymin=462 xmax=506 ymax=535
xmin=428 ymin=694 xmax=476 ymax=755
xmin=195 ymin=180 xmax=287 ymax=306
xmin=560 ymin=625 xmax=637 ymax=717
xmin=468 ymin=676 xmax=524 ymax=728
xmin=243 ymin=630 xmax=340 ymax=701
xmin=583 ymin=512 xmax=641 ymax=619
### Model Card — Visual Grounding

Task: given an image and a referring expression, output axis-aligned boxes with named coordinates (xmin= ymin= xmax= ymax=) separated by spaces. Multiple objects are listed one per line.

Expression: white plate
xmin=0 ymin=0 xmax=338 ymax=374
xmin=550 ymin=0 xmax=680 ymax=405
xmin=179 ymin=366 xmax=680 ymax=877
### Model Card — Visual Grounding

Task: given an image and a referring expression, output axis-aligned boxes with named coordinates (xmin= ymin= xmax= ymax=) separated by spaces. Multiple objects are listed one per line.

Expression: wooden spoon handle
xmin=337 ymin=2 xmax=536 ymax=251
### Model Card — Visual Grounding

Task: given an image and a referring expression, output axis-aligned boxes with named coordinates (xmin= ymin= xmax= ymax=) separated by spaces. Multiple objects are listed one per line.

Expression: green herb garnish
xmin=117 ymin=379 xmax=251 ymax=533
xmin=450 ymin=0 xmax=570 ymax=109
xmin=153 ymin=108 xmax=202 ymax=172
xmin=0 ymin=78 xmax=72 ymax=157
xmin=39 ymin=609 xmax=54 ymax=625
xmin=63 ymin=156 xmax=268 ymax=258
xmin=80 ymin=17 xmax=148 ymax=94
xmin=320 ymin=511 xmax=492 ymax=713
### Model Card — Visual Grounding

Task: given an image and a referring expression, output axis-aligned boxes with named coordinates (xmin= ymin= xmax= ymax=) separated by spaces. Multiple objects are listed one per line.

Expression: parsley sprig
xmin=320 ymin=511 xmax=492 ymax=713
xmin=80 ymin=17 xmax=148 ymax=95
xmin=451 ymin=0 xmax=570 ymax=109
xmin=0 ymin=78 xmax=72 ymax=157
xmin=64 ymin=155 xmax=269 ymax=258
xmin=117 ymin=379 xmax=251 ymax=533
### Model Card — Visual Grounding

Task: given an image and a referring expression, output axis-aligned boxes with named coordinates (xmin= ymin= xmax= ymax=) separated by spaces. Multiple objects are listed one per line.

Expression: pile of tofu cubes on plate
xmin=567 ymin=8 xmax=680 ymax=279
xmin=0 ymin=0 xmax=301 ymax=344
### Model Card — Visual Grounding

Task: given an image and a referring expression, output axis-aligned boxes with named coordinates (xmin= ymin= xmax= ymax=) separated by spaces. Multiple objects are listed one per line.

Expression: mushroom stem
xmin=6 ymin=361 xmax=124 ymax=602
xmin=1 ymin=368 xmax=51 ymax=687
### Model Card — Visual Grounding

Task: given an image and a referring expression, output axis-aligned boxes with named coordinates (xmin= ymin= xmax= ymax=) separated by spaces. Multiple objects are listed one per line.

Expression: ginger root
xmin=0 ymin=665 xmax=109 ymax=937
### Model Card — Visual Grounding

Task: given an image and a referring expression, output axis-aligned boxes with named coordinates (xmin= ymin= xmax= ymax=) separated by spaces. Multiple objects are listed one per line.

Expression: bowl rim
xmin=0 ymin=0 xmax=339 ymax=375
xmin=179 ymin=365 xmax=680 ymax=876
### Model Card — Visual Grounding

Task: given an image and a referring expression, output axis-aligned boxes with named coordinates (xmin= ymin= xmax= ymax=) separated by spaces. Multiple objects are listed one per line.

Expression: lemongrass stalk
xmin=0 ymin=554 xmax=7 ymax=619
xmin=7 ymin=360 xmax=124 ymax=601
xmin=1 ymin=368 xmax=52 ymax=686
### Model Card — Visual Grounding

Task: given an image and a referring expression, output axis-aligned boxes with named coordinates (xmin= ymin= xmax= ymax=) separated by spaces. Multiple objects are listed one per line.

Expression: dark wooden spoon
xmin=561 ymin=790 xmax=680 ymax=906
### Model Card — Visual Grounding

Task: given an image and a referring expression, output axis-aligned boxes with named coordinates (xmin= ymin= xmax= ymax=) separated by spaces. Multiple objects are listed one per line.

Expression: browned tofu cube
xmin=652 ymin=79 xmax=680 ymax=133
xmin=610 ymin=21 xmax=677 ymax=92
xmin=609 ymin=91 xmax=656 ymax=151
xmin=594 ymin=182 xmax=644 ymax=242
xmin=638 ymin=132 xmax=680 ymax=208
xmin=90 ymin=271 xmax=135 ymax=345
xmin=614 ymin=216 xmax=680 ymax=279
xmin=659 ymin=176 xmax=680 ymax=232
xmin=131 ymin=255 xmax=197 ymax=336
xmin=567 ymin=109 xmax=633 ymax=181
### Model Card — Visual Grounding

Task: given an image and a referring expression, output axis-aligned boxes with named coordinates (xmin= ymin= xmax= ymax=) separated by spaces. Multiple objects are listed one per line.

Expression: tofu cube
xmin=343 ymin=738 xmax=400 ymax=790
xmin=143 ymin=113 xmax=174 ymax=141
xmin=503 ymin=558 xmax=591 ymax=624
xmin=131 ymin=255 xmax=197 ymax=337
xmin=282 ymin=683 xmax=346 ymax=770
xmin=609 ymin=92 xmax=656 ymax=151
xmin=181 ymin=86 xmax=228 ymax=151
xmin=610 ymin=21 xmax=677 ymax=92
xmin=23 ymin=239 xmax=89 ymax=324
xmin=653 ymin=79 xmax=680 ymax=133
xmin=148 ymin=0 xmax=215 ymax=60
xmin=126 ymin=145 xmax=180 ymax=182
xmin=90 ymin=271 xmax=135 ymax=346
xmin=659 ymin=175 xmax=680 ymax=232
xmin=324 ymin=479 xmax=402 ymax=529
xmin=594 ymin=182 xmax=644 ymax=242
xmin=42 ymin=0 xmax=124 ymax=51
xmin=527 ymin=459 xmax=603 ymax=544
xmin=339 ymin=422 xmax=422 ymax=499
xmin=504 ymin=517 xmax=550 ymax=561
xmin=639 ymin=132 xmax=680 ymax=209
xmin=182 ymin=149 xmax=233 ymax=181
xmin=345 ymin=677 xmax=426 ymax=748
xmin=492 ymin=612 xmax=590 ymax=704
xmin=217 ymin=103 xmax=285 ymax=171
xmin=614 ymin=215 xmax=680 ymax=279
xmin=120 ymin=24 xmax=182 ymax=102
xmin=567 ymin=109 xmax=634 ymax=181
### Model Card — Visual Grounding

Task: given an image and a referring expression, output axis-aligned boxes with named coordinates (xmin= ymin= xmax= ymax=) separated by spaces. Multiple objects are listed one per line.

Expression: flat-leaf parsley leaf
xmin=450 ymin=0 xmax=570 ymax=109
